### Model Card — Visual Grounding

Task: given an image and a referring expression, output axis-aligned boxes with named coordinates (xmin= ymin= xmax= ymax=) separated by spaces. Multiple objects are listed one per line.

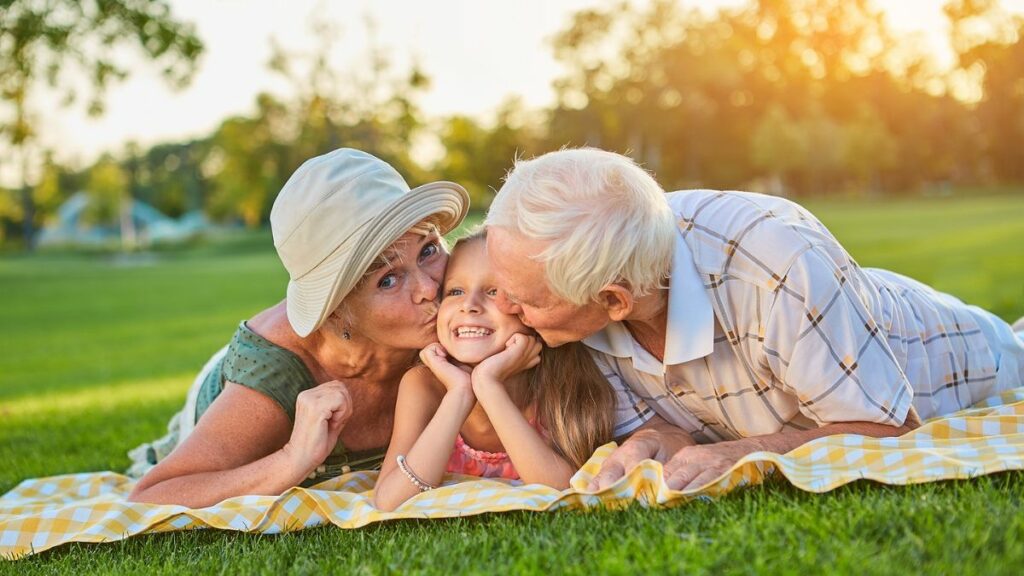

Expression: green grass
xmin=2 ymin=196 xmax=1024 ymax=574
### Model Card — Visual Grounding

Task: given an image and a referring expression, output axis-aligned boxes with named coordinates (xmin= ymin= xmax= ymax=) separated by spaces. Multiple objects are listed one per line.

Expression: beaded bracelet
xmin=396 ymin=454 xmax=437 ymax=491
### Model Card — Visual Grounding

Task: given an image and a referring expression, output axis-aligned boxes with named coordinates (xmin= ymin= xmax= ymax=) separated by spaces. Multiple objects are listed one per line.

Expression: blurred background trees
xmin=2 ymin=0 xmax=1023 ymax=247
xmin=0 ymin=0 xmax=203 ymax=248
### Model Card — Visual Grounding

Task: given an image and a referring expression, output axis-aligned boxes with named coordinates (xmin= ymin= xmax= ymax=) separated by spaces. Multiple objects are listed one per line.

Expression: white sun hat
xmin=270 ymin=148 xmax=470 ymax=337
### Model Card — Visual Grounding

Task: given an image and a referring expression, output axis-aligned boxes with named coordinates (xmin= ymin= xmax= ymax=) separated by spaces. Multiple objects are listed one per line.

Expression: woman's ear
xmin=597 ymin=284 xmax=634 ymax=322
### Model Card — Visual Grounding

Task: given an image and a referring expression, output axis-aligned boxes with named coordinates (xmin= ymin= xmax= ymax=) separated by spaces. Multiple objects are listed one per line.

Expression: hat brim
xmin=286 ymin=181 xmax=469 ymax=337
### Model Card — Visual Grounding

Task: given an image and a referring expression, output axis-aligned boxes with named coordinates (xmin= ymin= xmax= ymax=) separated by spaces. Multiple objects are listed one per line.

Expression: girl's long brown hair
xmin=455 ymin=228 xmax=616 ymax=469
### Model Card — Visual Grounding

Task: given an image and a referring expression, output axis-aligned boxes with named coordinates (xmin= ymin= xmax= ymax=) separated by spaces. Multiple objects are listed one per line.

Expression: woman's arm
xmin=373 ymin=363 xmax=476 ymax=511
xmin=128 ymin=381 xmax=352 ymax=508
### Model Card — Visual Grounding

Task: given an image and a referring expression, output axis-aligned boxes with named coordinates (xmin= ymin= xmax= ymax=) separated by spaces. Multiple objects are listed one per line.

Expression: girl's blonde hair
xmin=453 ymin=228 xmax=616 ymax=468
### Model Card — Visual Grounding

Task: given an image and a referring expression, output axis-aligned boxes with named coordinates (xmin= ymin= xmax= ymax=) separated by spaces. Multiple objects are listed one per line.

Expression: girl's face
xmin=342 ymin=229 xmax=448 ymax=350
xmin=437 ymin=239 xmax=531 ymax=365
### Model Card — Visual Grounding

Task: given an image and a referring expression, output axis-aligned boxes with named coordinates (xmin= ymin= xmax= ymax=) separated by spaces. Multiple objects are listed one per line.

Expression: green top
xmin=194 ymin=322 xmax=385 ymax=484
xmin=196 ymin=322 xmax=317 ymax=422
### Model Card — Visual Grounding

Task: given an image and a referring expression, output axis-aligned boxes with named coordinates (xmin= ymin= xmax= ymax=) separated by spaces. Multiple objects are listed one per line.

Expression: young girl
xmin=373 ymin=229 xmax=616 ymax=511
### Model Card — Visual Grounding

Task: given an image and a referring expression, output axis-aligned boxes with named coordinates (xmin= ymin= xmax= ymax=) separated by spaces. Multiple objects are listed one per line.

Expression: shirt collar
xmin=583 ymin=220 xmax=715 ymax=375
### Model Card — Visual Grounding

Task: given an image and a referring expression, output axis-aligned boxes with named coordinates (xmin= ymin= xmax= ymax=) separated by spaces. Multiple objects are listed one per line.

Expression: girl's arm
xmin=473 ymin=376 xmax=576 ymax=489
xmin=471 ymin=334 xmax=574 ymax=489
xmin=374 ymin=360 xmax=476 ymax=511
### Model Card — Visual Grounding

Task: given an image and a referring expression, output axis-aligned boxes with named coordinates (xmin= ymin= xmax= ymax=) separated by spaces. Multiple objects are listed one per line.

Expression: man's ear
xmin=597 ymin=284 xmax=634 ymax=322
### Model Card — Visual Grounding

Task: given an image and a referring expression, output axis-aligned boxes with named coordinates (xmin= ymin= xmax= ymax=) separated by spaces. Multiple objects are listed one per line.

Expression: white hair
xmin=485 ymin=148 xmax=676 ymax=305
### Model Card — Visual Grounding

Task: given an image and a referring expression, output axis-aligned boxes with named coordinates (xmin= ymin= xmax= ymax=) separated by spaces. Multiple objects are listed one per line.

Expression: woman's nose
xmin=411 ymin=269 xmax=440 ymax=303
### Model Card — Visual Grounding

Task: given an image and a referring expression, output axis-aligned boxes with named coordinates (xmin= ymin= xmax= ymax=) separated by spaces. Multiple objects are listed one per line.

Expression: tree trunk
xmin=20 ymin=144 xmax=35 ymax=251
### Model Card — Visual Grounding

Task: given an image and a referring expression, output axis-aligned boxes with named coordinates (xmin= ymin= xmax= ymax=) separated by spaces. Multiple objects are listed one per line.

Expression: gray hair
xmin=485 ymin=148 xmax=675 ymax=305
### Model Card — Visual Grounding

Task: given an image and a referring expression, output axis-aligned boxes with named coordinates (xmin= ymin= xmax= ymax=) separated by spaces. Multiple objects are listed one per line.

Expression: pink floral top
xmin=445 ymin=418 xmax=544 ymax=480
xmin=445 ymin=434 xmax=520 ymax=480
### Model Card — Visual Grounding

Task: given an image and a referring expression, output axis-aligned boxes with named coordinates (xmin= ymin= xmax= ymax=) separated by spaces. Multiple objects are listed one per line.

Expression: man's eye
xmin=486 ymin=288 xmax=498 ymax=297
xmin=378 ymin=273 xmax=398 ymax=289
xmin=419 ymin=242 xmax=439 ymax=261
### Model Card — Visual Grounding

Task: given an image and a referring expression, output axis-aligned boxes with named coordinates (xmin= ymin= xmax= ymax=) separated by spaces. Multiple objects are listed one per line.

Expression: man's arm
xmin=662 ymin=417 xmax=919 ymax=491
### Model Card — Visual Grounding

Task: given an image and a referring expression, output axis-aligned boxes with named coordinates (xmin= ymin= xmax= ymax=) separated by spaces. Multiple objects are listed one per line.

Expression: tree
xmin=0 ymin=0 xmax=203 ymax=248
xmin=751 ymin=104 xmax=807 ymax=194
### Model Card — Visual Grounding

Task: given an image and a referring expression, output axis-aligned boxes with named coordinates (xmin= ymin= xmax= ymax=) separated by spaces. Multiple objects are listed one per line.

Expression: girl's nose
xmin=461 ymin=291 xmax=483 ymax=314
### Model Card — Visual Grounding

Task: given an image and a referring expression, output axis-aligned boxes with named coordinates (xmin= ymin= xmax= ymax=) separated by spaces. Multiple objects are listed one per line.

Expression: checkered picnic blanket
xmin=3 ymin=386 xmax=1023 ymax=560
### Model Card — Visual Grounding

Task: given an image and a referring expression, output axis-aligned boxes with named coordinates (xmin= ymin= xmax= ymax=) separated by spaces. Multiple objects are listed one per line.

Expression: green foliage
xmin=5 ymin=0 xmax=1024 ymax=248
xmin=435 ymin=98 xmax=541 ymax=209
xmin=1 ymin=195 xmax=1023 ymax=573
xmin=82 ymin=155 xmax=127 ymax=227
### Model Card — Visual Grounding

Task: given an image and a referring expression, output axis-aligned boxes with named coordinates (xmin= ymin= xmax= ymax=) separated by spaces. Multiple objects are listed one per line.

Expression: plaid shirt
xmin=599 ymin=190 xmax=1020 ymax=443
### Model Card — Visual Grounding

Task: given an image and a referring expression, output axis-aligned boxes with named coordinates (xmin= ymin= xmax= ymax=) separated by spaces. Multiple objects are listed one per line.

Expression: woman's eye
xmin=419 ymin=242 xmax=439 ymax=261
xmin=486 ymin=288 xmax=498 ymax=297
xmin=378 ymin=273 xmax=398 ymax=289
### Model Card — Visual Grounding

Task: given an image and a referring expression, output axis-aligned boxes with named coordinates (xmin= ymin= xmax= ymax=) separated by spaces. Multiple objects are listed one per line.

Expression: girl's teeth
xmin=456 ymin=327 xmax=493 ymax=338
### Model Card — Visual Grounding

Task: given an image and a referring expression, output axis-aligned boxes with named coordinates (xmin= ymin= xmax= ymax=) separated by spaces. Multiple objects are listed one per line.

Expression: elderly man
xmin=485 ymin=148 xmax=1024 ymax=491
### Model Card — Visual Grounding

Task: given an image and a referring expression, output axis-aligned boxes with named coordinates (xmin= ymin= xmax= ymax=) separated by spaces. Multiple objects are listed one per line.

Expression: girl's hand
xmin=282 ymin=380 xmax=353 ymax=476
xmin=472 ymin=333 xmax=542 ymax=389
xmin=420 ymin=343 xmax=473 ymax=394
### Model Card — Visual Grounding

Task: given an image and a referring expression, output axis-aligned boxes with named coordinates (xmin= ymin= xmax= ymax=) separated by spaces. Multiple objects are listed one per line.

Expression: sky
xmin=15 ymin=0 xmax=1024 ymax=184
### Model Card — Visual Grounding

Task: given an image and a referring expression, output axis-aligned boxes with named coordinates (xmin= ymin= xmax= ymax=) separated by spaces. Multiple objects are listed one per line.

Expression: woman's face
xmin=342 ymin=229 xmax=449 ymax=350
xmin=436 ymin=239 xmax=531 ymax=365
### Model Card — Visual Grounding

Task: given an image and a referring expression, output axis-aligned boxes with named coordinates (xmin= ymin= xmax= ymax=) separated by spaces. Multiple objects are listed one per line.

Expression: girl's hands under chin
xmin=419 ymin=343 xmax=473 ymax=393
xmin=472 ymin=333 xmax=543 ymax=389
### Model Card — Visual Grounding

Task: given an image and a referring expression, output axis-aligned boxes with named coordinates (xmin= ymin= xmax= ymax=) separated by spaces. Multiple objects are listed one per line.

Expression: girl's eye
xmin=378 ymin=273 xmax=398 ymax=289
xmin=419 ymin=241 xmax=439 ymax=261
xmin=445 ymin=287 xmax=464 ymax=297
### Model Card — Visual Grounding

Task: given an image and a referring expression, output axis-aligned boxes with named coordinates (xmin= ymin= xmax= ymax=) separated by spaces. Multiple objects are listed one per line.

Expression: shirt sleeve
xmin=763 ymin=246 xmax=915 ymax=427
xmin=588 ymin=350 xmax=655 ymax=438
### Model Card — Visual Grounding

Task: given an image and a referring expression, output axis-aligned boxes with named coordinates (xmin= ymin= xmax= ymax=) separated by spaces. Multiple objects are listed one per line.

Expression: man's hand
xmin=662 ymin=439 xmax=761 ymax=491
xmin=586 ymin=416 xmax=697 ymax=491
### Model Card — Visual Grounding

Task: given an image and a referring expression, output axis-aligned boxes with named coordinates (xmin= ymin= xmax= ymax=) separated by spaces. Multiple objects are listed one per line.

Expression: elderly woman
xmin=128 ymin=149 xmax=468 ymax=507
xmin=484 ymin=147 xmax=1024 ymax=493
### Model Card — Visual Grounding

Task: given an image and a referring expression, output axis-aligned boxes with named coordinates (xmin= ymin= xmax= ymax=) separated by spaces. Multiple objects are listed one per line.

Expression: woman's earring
xmin=342 ymin=328 xmax=351 ymax=340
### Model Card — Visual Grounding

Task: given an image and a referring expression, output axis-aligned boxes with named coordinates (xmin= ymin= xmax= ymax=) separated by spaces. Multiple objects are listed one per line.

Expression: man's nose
xmin=495 ymin=291 xmax=521 ymax=315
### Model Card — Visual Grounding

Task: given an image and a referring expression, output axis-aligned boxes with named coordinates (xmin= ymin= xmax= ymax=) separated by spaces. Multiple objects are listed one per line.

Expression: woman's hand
xmin=282 ymin=380 xmax=353 ymax=477
xmin=419 ymin=343 xmax=474 ymax=395
xmin=472 ymin=333 xmax=542 ymax=393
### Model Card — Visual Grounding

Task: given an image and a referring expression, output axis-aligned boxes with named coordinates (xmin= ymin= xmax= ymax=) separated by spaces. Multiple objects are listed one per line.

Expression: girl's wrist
xmin=443 ymin=386 xmax=477 ymax=414
xmin=470 ymin=374 xmax=504 ymax=402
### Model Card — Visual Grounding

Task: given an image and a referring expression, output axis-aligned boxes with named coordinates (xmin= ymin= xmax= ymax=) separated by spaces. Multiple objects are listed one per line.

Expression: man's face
xmin=486 ymin=227 xmax=611 ymax=347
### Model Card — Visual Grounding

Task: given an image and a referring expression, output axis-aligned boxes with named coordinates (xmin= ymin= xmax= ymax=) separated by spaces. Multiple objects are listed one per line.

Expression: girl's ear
xmin=597 ymin=284 xmax=634 ymax=322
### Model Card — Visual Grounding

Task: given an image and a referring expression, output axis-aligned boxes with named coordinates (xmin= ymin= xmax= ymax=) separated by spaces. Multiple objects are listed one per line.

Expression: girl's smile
xmin=437 ymin=239 xmax=531 ymax=365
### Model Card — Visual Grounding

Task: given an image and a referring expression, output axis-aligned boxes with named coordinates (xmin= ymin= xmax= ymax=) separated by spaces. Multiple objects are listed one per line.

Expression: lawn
xmin=1 ymin=194 xmax=1023 ymax=574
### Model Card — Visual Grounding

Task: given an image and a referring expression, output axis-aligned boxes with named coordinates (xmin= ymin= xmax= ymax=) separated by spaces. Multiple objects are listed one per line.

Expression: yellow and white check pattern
xmin=3 ymin=386 xmax=1023 ymax=560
